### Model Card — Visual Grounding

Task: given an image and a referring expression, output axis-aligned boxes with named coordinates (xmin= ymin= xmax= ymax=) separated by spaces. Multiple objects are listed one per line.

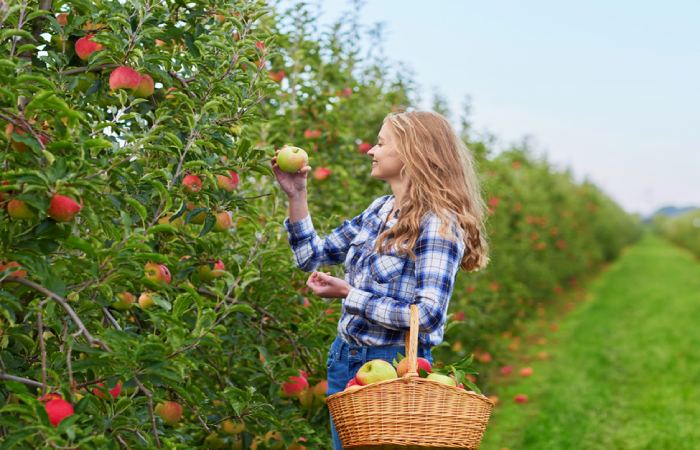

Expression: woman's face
xmin=368 ymin=123 xmax=404 ymax=182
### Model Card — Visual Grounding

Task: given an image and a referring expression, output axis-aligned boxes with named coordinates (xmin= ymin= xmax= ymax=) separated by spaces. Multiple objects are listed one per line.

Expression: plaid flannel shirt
xmin=283 ymin=194 xmax=465 ymax=347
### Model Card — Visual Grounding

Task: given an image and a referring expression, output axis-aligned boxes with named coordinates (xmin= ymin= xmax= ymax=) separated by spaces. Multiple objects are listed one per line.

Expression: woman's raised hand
xmin=271 ymin=148 xmax=311 ymax=198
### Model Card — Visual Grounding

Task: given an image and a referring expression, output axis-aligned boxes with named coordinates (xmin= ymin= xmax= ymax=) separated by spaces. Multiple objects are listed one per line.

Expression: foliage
xmin=0 ymin=0 xmax=641 ymax=448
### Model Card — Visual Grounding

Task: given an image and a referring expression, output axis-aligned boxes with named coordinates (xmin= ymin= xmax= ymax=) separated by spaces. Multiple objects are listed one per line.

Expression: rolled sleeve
xmin=283 ymin=214 xmax=314 ymax=245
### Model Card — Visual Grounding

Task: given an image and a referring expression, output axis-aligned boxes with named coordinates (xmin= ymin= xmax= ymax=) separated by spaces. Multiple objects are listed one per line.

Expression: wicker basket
xmin=327 ymin=305 xmax=494 ymax=449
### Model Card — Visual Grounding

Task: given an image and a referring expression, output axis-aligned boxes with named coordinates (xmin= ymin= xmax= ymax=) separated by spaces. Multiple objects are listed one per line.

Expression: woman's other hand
xmin=306 ymin=271 xmax=351 ymax=298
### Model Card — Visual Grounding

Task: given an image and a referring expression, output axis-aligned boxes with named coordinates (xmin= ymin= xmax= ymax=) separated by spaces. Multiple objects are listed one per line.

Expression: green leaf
xmin=125 ymin=197 xmax=147 ymax=222
xmin=1 ymin=29 xmax=35 ymax=42
xmin=64 ymin=235 xmax=96 ymax=257
xmin=229 ymin=303 xmax=256 ymax=316
xmin=151 ymin=294 xmax=172 ymax=311
xmin=148 ymin=224 xmax=179 ymax=234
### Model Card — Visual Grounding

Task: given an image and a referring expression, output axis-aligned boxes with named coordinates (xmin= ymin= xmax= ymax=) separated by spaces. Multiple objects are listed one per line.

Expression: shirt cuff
xmin=343 ymin=286 xmax=373 ymax=317
xmin=283 ymin=214 xmax=314 ymax=243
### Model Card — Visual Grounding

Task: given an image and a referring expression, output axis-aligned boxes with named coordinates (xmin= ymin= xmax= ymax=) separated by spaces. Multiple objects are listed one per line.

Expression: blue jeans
xmin=325 ymin=335 xmax=433 ymax=450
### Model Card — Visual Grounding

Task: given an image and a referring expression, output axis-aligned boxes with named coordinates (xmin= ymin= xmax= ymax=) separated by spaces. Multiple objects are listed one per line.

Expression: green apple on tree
xmin=7 ymin=199 xmax=36 ymax=220
xmin=138 ymin=292 xmax=156 ymax=309
xmin=198 ymin=260 xmax=226 ymax=281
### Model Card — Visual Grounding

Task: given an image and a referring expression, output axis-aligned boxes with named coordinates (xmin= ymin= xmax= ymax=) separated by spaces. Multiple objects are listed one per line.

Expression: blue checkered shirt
xmin=284 ymin=194 xmax=465 ymax=347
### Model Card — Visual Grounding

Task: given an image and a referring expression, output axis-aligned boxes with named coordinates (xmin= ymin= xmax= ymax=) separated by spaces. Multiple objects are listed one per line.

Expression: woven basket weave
xmin=327 ymin=305 xmax=494 ymax=449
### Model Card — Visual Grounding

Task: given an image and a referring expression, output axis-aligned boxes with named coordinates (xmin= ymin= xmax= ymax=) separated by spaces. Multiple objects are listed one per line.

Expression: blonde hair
xmin=373 ymin=110 xmax=490 ymax=272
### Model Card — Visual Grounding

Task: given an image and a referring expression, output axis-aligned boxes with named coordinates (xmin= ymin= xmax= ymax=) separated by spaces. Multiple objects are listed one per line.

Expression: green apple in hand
xmin=276 ymin=145 xmax=308 ymax=173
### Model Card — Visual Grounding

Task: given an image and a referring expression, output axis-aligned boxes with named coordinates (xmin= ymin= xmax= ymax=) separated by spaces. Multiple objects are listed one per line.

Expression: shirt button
xmin=350 ymin=349 xmax=358 ymax=356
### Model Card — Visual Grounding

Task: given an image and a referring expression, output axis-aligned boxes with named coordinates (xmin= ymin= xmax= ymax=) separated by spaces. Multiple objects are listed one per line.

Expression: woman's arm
xmin=288 ymin=191 xmax=309 ymax=222
xmin=284 ymin=196 xmax=386 ymax=272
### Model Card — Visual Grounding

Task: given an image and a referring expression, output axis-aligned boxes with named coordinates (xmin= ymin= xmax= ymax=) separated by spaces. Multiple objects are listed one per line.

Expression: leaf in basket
xmin=418 ymin=367 xmax=430 ymax=378
xmin=463 ymin=378 xmax=482 ymax=395
xmin=392 ymin=352 xmax=405 ymax=367
xmin=449 ymin=367 xmax=483 ymax=395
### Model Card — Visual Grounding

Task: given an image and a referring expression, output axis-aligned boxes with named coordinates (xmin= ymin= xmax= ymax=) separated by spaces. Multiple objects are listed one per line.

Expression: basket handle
xmin=403 ymin=304 xmax=420 ymax=378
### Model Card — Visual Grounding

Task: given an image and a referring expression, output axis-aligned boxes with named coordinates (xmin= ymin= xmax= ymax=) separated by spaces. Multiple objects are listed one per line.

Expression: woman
xmin=272 ymin=110 xmax=490 ymax=449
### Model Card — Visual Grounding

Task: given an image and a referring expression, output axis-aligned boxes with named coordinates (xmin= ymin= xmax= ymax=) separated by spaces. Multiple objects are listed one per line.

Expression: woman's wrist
xmin=288 ymin=190 xmax=307 ymax=200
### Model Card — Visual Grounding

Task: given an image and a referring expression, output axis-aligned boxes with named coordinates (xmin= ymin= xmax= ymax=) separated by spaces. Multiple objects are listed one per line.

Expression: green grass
xmin=479 ymin=232 xmax=700 ymax=450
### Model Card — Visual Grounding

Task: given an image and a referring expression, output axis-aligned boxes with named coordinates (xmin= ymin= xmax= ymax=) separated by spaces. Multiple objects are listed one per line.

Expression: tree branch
xmin=1 ymin=277 xmax=110 ymax=351
xmin=134 ymin=376 xmax=161 ymax=448
xmin=0 ymin=373 xmax=45 ymax=388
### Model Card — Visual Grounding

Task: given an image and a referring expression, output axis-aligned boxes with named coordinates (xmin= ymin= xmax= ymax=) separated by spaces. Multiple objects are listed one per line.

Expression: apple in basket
xmin=354 ymin=359 xmax=397 ymax=385
xmin=344 ymin=378 xmax=362 ymax=392
xmin=395 ymin=356 xmax=432 ymax=376
xmin=426 ymin=373 xmax=457 ymax=387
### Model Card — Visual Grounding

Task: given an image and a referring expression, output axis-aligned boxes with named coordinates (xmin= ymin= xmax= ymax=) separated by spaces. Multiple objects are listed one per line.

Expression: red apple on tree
xmin=357 ymin=142 xmax=372 ymax=153
xmin=134 ymin=74 xmax=154 ymax=98
xmin=0 ymin=261 xmax=27 ymax=278
xmin=313 ymin=167 xmax=331 ymax=181
xmin=92 ymin=381 xmax=122 ymax=399
xmin=514 ymin=394 xmax=529 ymax=404
xmin=109 ymin=66 xmax=141 ymax=91
xmin=268 ymin=70 xmax=285 ymax=82
xmin=221 ymin=419 xmax=245 ymax=435
xmin=44 ymin=397 xmax=74 ymax=427
xmin=520 ymin=367 xmax=533 ymax=377
xmin=281 ymin=371 xmax=309 ymax=397
xmin=303 ymin=129 xmax=321 ymax=139
xmin=155 ymin=401 xmax=183 ymax=425
xmin=5 ymin=124 xmax=29 ymax=151
xmin=75 ymin=34 xmax=103 ymax=61
xmin=47 ymin=194 xmax=82 ymax=222
xmin=213 ymin=211 xmax=233 ymax=232
xmin=475 ymin=351 xmax=492 ymax=363
xmin=276 ymin=145 xmax=308 ymax=173
xmin=144 ymin=262 xmax=171 ymax=285
xmin=112 ymin=291 xmax=135 ymax=311
xmin=182 ymin=174 xmax=203 ymax=193
xmin=56 ymin=13 xmax=68 ymax=26
xmin=216 ymin=170 xmax=239 ymax=191
xmin=311 ymin=380 xmax=328 ymax=403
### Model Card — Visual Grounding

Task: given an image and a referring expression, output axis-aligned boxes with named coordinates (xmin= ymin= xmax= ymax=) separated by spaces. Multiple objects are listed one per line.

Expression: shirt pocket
xmin=369 ymin=253 xmax=406 ymax=284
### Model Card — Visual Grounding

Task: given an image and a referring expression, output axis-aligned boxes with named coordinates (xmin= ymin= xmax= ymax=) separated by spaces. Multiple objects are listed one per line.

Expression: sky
xmin=284 ymin=0 xmax=700 ymax=217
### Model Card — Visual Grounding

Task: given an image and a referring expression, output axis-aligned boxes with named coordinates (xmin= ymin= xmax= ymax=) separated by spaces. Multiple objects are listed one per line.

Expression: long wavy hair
xmin=373 ymin=110 xmax=490 ymax=272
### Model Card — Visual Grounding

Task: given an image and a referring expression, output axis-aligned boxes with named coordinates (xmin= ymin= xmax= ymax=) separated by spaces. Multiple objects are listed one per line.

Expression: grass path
xmin=479 ymin=233 xmax=700 ymax=450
